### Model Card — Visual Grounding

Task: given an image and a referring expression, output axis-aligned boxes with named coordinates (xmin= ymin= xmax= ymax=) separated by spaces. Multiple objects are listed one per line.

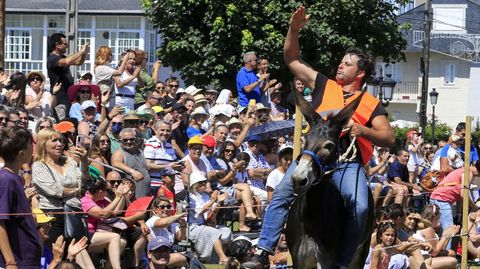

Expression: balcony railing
xmin=4 ymin=60 xmax=43 ymax=74
xmin=392 ymin=81 xmax=421 ymax=102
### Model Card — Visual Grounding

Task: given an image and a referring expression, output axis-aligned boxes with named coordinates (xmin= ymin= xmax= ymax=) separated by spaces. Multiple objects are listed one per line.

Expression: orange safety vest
xmin=315 ymin=80 xmax=379 ymax=165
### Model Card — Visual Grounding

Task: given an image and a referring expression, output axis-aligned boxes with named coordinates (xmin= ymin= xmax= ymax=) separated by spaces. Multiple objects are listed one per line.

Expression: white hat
xmin=185 ymin=85 xmax=202 ymax=96
xmin=194 ymin=94 xmax=208 ymax=104
xmin=256 ymin=103 xmax=270 ymax=111
xmin=190 ymin=106 xmax=208 ymax=118
xmin=81 ymin=100 xmax=96 ymax=111
xmin=189 ymin=171 xmax=207 ymax=188
xmin=227 ymin=117 xmax=243 ymax=128
xmin=278 ymin=144 xmax=294 ymax=155
xmin=176 ymin=87 xmax=185 ymax=94
xmin=210 ymin=104 xmax=234 ymax=117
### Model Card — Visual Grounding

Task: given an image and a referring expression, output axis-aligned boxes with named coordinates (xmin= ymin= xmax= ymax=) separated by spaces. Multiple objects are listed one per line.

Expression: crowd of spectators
xmin=1 ymin=31 xmax=480 ymax=269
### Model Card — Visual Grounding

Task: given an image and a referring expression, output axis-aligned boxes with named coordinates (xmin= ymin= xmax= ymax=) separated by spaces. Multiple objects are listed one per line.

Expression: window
xmin=432 ymin=5 xmax=466 ymax=34
xmin=5 ymin=30 xmax=31 ymax=60
xmin=444 ymin=63 xmax=455 ymax=85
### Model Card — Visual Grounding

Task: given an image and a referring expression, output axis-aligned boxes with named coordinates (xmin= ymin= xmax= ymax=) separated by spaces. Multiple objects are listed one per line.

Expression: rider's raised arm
xmin=284 ymin=6 xmax=317 ymax=90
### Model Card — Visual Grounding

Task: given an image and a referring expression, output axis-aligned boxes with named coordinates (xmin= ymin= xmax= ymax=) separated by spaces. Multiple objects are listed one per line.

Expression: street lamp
xmin=429 ymin=88 xmax=439 ymax=143
xmin=366 ymin=71 xmax=397 ymax=107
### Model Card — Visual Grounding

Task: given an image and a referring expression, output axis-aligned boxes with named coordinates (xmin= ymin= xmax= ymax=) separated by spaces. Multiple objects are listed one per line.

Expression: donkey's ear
xmin=293 ymin=86 xmax=321 ymax=122
xmin=330 ymin=90 xmax=366 ymax=128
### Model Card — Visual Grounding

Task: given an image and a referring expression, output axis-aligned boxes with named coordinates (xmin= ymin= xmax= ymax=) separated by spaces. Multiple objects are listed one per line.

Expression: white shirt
xmin=266 ymin=168 xmax=284 ymax=190
xmin=145 ymin=215 xmax=179 ymax=243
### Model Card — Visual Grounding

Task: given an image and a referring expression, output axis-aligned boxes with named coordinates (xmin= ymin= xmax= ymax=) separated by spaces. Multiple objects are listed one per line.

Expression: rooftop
xmin=6 ymin=0 xmax=143 ymax=14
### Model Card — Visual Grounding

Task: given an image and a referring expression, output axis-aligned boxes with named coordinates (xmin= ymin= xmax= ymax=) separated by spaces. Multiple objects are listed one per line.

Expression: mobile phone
xmin=248 ymin=99 xmax=256 ymax=107
xmin=122 ymin=106 xmax=130 ymax=114
xmin=75 ymin=135 xmax=85 ymax=147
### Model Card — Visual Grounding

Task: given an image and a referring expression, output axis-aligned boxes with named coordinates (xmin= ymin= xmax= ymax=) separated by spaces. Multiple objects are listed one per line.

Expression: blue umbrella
xmin=247 ymin=120 xmax=299 ymax=139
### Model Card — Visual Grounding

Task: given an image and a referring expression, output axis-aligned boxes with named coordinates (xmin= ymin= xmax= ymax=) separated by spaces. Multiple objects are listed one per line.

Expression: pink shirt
xmin=81 ymin=195 xmax=110 ymax=233
xmin=430 ymin=168 xmax=464 ymax=203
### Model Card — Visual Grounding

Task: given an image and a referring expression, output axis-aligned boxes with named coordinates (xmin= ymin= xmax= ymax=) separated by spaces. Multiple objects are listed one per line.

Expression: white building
xmin=4 ymin=0 xmax=172 ymax=82
xmin=381 ymin=0 xmax=480 ymax=128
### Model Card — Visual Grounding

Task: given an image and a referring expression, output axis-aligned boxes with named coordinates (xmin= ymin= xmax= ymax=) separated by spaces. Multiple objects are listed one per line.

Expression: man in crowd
xmin=47 ymin=33 xmax=89 ymax=120
xmin=236 ymin=52 xmax=270 ymax=108
xmin=161 ymin=78 xmax=180 ymax=109
xmin=137 ymin=90 xmax=163 ymax=112
xmin=147 ymin=236 xmax=171 ymax=269
xmin=0 ymin=127 xmax=41 ymax=268
xmin=244 ymin=6 xmax=394 ymax=268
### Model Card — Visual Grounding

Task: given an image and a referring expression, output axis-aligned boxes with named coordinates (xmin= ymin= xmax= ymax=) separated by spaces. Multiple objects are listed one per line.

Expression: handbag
xmin=420 ymin=170 xmax=444 ymax=192
xmin=43 ymin=163 xmax=90 ymax=240
xmin=96 ymin=217 xmax=128 ymax=232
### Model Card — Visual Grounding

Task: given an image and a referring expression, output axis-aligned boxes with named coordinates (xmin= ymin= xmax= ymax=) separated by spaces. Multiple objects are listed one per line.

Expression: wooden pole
xmin=293 ymin=105 xmax=303 ymax=159
xmin=461 ymin=116 xmax=472 ymax=269
xmin=0 ymin=0 xmax=5 ymax=68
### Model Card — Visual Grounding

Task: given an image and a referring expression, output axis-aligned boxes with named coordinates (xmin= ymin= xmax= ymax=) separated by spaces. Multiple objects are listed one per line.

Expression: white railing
xmin=4 ymin=60 xmax=43 ymax=74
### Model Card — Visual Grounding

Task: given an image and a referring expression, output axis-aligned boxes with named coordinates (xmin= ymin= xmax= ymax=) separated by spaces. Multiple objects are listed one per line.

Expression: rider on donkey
xmin=243 ymin=6 xmax=395 ymax=269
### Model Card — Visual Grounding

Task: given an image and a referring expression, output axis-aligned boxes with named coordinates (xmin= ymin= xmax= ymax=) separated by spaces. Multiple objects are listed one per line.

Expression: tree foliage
xmin=141 ymin=0 xmax=411 ymax=90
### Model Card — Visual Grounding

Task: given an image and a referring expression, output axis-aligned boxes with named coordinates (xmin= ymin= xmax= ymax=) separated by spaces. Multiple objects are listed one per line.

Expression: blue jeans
xmin=430 ymin=199 xmax=453 ymax=249
xmin=258 ymin=161 xmax=370 ymax=267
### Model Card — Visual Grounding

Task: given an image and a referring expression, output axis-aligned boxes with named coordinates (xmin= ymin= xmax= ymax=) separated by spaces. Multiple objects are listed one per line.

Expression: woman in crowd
xmin=81 ymin=172 xmax=132 ymax=269
xmin=88 ymin=135 xmax=112 ymax=178
xmin=32 ymin=127 xmax=94 ymax=268
xmin=68 ymin=83 xmax=100 ymax=122
xmin=413 ymin=204 xmax=459 ymax=268
xmin=94 ymin=46 xmax=127 ymax=94
xmin=25 ymin=71 xmax=61 ymax=119
xmin=146 ymin=197 xmax=188 ymax=267
xmin=217 ymin=140 xmax=238 ymax=170
xmin=367 ymin=147 xmax=396 ymax=209
xmin=266 ymin=145 xmax=293 ymax=202
xmin=35 ymin=116 xmax=55 ymax=134
xmin=188 ymin=171 xmax=232 ymax=264
xmin=3 ymin=72 xmax=28 ymax=108
xmin=113 ymin=49 xmax=145 ymax=110
xmin=187 ymin=107 xmax=209 ymax=138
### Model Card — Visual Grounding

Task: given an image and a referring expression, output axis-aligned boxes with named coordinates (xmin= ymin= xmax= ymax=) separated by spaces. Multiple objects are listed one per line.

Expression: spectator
xmin=0 ymin=127 xmax=41 ymax=268
xmin=256 ymin=57 xmax=281 ymax=105
xmin=35 ymin=117 xmax=55 ymax=135
xmin=170 ymin=103 xmax=189 ymax=157
xmin=440 ymin=122 xmax=479 ymax=174
xmin=216 ymin=89 xmax=232 ymax=105
xmin=266 ymin=144 xmax=293 ymax=202
xmin=47 ymin=33 xmax=89 ymax=120
xmin=25 ymin=71 xmax=59 ymax=119
xmin=81 ymin=172 xmax=131 ymax=269
xmin=94 ymin=46 xmax=127 ymax=95
xmin=244 ymin=135 xmax=271 ymax=191
xmin=387 ymin=149 xmax=419 ymax=206
xmin=147 ymin=236 xmax=172 ymax=269
xmin=367 ymin=147 xmax=396 ymax=208
xmin=133 ymin=49 xmax=155 ymax=108
xmin=154 ymin=81 xmax=166 ymax=96
xmin=111 ymin=128 xmax=151 ymax=198
xmin=187 ymin=107 xmax=208 ymax=138
xmin=284 ymin=77 xmax=304 ymax=115
xmin=178 ymin=136 xmax=210 ymax=194
xmin=161 ymin=78 xmax=180 ymax=109
xmin=188 ymin=172 xmax=231 ymax=264
xmin=113 ymin=50 xmax=144 ymax=110
xmin=76 ymin=100 xmax=98 ymax=140
xmin=236 ymin=52 xmax=269 ymax=108
xmin=144 ymin=120 xmax=182 ymax=195
xmin=270 ymin=91 xmax=288 ymax=118
xmin=31 ymin=127 xmax=93 ymax=268
xmin=145 ymin=197 xmax=188 ymax=267
xmin=406 ymin=129 xmax=424 ymax=187
xmin=205 ymin=88 xmax=219 ymax=109
xmin=0 ymin=108 xmax=8 ymax=130
xmin=430 ymin=163 xmax=480 ymax=254
xmin=88 ymin=135 xmax=112 ymax=178
xmin=136 ymin=90 xmax=162 ymax=112
xmin=67 ymin=83 xmax=100 ymax=122
xmin=3 ymin=72 xmax=28 ymax=109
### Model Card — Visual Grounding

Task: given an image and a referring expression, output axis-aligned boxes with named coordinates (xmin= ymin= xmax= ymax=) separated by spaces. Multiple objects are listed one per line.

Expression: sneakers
xmin=241 ymin=249 xmax=270 ymax=269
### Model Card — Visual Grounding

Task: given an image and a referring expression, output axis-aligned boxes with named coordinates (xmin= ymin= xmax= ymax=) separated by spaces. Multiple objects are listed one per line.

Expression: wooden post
xmin=461 ymin=116 xmax=472 ymax=269
xmin=293 ymin=105 xmax=303 ymax=159
xmin=0 ymin=0 xmax=5 ymax=68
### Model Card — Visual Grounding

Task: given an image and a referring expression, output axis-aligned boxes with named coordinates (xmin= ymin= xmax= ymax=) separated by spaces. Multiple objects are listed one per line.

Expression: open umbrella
xmin=247 ymin=120 xmax=300 ymax=139
xmin=124 ymin=196 xmax=155 ymax=218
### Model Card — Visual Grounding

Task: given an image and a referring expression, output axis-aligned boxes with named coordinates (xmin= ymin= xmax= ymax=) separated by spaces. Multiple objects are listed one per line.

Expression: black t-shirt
xmin=311 ymin=72 xmax=388 ymax=158
xmin=387 ymin=159 xmax=409 ymax=183
xmin=172 ymin=121 xmax=188 ymax=152
xmin=47 ymin=53 xmax=74 ymax=105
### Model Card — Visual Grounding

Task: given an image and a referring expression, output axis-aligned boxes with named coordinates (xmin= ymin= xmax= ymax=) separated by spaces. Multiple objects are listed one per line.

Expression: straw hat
xmin=190 ymin=107 xmax=208 ymax=118
xmin=227 ymin=117 xmax=243 ymax=128
xmin=194 ymin=94 xmax=208 ymax=104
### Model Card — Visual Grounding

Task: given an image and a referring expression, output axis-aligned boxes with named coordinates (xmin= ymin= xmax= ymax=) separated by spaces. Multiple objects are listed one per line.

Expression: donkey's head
xmin=291 ymin=88 xmax=364 ymax=194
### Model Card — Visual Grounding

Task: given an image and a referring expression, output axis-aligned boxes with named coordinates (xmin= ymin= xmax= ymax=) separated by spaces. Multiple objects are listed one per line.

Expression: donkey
xmin=285 ymin=88 xmax=374 ymax=269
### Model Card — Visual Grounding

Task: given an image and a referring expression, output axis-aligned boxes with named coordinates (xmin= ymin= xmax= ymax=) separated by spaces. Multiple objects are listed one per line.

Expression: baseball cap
xmin=246 ymin=134 xmax=263 ymax=143
xmin=188 ymin=136 xmax=203 ymax=146
xmin=33 ymin=208 xmax=56 ymax=224
xmin=80 ymin=100 xmax=97 ymax=111
xmin=159 ymin=168 xmax=179 ymax=177
xmin=148 ymin=236 xmax=172 ymax=251
xmin=202 ymin=135 xmax=217 ymax=148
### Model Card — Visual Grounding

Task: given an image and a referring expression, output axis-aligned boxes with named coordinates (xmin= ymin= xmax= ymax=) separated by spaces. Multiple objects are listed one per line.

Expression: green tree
xmin=141 ymin=0 xmax=410 ymax=90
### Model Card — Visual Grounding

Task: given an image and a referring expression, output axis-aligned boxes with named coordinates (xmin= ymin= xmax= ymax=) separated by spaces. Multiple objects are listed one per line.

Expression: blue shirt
xmin=440 ymin=143 xmax=478 ymax=163
xmin=387 ymin=160 xmax=409 ymax=183
xmin=236 ymin=66 xmax=261 ymax=107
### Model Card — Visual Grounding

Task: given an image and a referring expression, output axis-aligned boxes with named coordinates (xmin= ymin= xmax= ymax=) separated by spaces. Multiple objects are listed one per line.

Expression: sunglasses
xmin=224 ymin=149 xmax=235 ymax=153
xmin=157 ymin=205 xmax=172 ymax=209
xmin=122 ymin=138 xmax=136 ymax=143
xmin=29 ymin=77 xmax=42 ymax=82
xmin=169 ymin=84 xmax=179 ymax=88
xmin=79 ymin=90 xmax=91 ymax=94
xmin=139 ymin=120 xmax=149 ymax=124
xmin=100 ymin=139 xmax=110 ymax=144
xmin=424 ymin=147 xmax=433 ymax=150
xmin=0 ymin=117 xmax=8 ymax=122
xmin=38 ymin=125 xmax=51 ymax=130
xmin=156 ymin=87 xmax=165 ymax=90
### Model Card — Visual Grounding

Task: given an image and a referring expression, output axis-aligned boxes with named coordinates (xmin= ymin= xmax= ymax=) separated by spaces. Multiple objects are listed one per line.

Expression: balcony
xmin=391 ymin=81 xmax=421 ymax=103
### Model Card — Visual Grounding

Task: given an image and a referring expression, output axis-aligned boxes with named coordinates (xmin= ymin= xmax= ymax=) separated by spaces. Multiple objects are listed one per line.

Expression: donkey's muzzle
xmin=292 ymin=158 xmax=312 ymax=194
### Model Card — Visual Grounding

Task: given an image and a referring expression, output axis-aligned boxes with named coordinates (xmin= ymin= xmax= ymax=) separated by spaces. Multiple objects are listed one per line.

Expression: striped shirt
xmin=143 ymin=136 xmax=177 ymax=187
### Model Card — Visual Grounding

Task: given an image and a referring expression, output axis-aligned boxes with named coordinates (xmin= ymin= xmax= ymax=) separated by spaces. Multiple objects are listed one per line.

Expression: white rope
xmin=338 ymin=132 xmax=357 ymax=163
